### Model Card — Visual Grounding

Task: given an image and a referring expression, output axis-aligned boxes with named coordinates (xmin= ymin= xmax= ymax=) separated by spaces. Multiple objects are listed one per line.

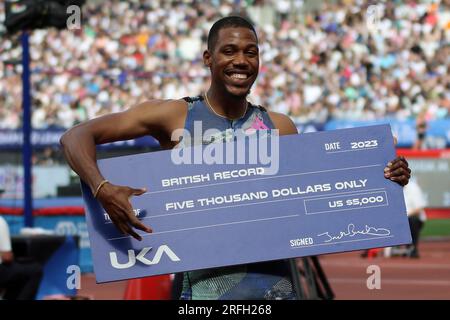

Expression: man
xmin=0 ymin=216 xmax=43 ymax=300
xmin=60 ymin=16 xmax=411 ymax=299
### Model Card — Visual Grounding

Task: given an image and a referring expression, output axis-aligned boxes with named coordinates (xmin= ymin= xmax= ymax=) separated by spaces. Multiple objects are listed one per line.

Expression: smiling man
xmin=60 ymin=16 xmax=411 ymax=300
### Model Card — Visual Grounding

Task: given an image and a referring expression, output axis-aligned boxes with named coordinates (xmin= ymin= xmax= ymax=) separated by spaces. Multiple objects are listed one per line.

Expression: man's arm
xmin=60 ymin=99 xmax=185 ymax=191
xmin=60 ymin=99 xmax=187 ymax=240
xmin=268 ymin=111 xmax=411 ymax=186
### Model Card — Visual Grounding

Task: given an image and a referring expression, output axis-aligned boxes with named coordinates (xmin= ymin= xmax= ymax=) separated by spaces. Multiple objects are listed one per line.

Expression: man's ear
xmin=203 ymin=49 xmax=212 ymax=68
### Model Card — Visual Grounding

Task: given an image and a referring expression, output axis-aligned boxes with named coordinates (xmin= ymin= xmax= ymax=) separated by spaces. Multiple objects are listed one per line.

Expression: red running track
xmin=318 ymin=239 xmax=450 ymax=300
xmin=77 ymin=239 xmax=450 ymax=300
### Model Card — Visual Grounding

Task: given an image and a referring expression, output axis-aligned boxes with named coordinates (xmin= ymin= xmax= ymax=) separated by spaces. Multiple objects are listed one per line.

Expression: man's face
xmin=204 ymin=27 xmax=259 ymax=97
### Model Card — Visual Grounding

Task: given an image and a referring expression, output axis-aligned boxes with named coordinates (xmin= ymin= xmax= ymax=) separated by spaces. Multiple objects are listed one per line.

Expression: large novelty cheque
xmin=82 ymin=124 xmax=411 ymax=283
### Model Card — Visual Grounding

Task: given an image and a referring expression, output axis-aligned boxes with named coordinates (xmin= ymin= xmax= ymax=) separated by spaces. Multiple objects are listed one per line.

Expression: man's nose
xmin=233 ymin=52 xmax=248 ymax=67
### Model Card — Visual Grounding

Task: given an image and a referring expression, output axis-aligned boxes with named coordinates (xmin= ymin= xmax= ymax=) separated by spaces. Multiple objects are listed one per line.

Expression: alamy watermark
xmin=66 ymin=5 xmax=82 ymax=30
xmin=366 ymin=264 xmax=381 ymax=290
xmin=66 ymin=265 xmax=81 ymax=290
xmin=170 ymin=121 xmax=280 ymax=175
xmin=366 ymin=4 xmax=384 ymax=33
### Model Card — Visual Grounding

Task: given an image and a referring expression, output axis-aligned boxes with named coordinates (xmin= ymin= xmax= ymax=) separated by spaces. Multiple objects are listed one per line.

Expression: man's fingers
xmin=122 ymin=190 xmax=152 ymax=233
xmin=385 ymin=165 xmax=410 ymax=179
xmin=129 ymin=216 xmax=153 ymax=233
xmin=110 ymin=212 xmax=130 ymax=235
xmin=112 ymin=215 xmax=146 ymax=240
xmin=387 ymin=167 xmax=411 ymax=178
xmin=120 ymin=198 xmax=152 ymax=232
xmin=384 ymin=156 xmax=411 ymax=187
xmin=121 ymin=208 xmax=152 ymax=235
xmin=130 ymin=187 xmax=147 ymax=196
xmin=121 ymin=224 xmax=142 ymax=241
xmin=386 ymin=162 xmax=409 ymax=173
xmin=113 ymin=219 xmax=128 ymax=236
xmin=387 ymin=165 xmax=411 ymax=176
xmin=114 ymin=211 xmax=143 ymax=240
xmin=393 ymin=156 xmax=408 ymax=167
xmin=105 ymin=192 xmax=152 ymax=239
xmin=389 ymin=175 xmax=409 ymax=186
xmin=386 ymin=157 xmax=409 ymax=171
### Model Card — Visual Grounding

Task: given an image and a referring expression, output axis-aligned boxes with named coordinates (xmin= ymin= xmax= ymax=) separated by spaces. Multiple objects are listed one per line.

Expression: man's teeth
xmin=230 ymin=74 xmax=248 ymax=79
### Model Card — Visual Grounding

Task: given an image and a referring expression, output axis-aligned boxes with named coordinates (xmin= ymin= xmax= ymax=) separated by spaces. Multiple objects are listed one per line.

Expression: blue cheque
xmin=82 ymin=124 xmax=411 ymax=283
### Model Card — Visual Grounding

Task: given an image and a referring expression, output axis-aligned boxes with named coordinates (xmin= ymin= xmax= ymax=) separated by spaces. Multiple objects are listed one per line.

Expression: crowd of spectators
xmin=0 ymin=0 xmax=449 ymax=130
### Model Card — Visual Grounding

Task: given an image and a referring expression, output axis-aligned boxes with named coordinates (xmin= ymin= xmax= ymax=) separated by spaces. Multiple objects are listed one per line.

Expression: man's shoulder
xmin=267 ymin=111 xmax=298 ymax=135
xmin=138 ymin=98 xmax=188 ymax=111
xmin=267 ymin=111 xmax=292 ymax=122
xmin=134 ymin=98 xmax=188 ymax=123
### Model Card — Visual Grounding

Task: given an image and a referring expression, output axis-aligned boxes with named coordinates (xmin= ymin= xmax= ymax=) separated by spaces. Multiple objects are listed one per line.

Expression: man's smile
xmin=224 ymin=71 xmax=254 ymax=85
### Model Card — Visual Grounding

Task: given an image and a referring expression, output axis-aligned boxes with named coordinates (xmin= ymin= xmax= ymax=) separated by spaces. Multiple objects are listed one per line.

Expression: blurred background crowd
xmin=1 ymin=0 xmax=449 ymax=130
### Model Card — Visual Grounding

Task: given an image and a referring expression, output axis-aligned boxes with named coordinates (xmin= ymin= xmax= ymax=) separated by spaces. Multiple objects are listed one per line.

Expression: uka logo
xmin=109 ymin=245 xmax=180 ymax=269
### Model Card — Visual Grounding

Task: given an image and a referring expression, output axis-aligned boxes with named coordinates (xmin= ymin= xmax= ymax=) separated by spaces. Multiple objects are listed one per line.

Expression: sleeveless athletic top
xmin=178 ymin=96 xmax=295 ymax=300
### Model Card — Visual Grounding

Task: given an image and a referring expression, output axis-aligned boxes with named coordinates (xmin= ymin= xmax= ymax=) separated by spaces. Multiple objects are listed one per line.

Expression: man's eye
xmin=224 ymin=50 xmax=233 ymax=55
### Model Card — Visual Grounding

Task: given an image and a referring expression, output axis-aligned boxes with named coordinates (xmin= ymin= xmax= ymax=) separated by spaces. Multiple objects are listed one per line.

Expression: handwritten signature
xmin=317 ymin=224 xmax=391 ymax=243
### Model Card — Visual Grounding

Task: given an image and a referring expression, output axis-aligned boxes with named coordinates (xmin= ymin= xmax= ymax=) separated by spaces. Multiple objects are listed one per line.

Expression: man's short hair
xmin=207 ymin=16 xmax=258 ymax=51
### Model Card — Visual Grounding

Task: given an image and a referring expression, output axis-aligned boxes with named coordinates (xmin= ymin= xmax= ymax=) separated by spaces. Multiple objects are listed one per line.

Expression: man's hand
xmin=96 ymin=182 xmax=152 ymax=241
xmin=384 ymin=156 xmax=411 ymax=186
xmin=1 ymin=251 xmax=14 ymax=265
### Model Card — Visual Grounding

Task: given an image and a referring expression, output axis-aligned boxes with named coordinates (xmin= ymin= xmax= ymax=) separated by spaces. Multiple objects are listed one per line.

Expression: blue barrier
xmin=1 ymin=119 xmax=449 ymax=149
xmin=0 ymin=129 xmax=160 ymax=149
xmin=324 ymin=119 xmax=450 ymax=147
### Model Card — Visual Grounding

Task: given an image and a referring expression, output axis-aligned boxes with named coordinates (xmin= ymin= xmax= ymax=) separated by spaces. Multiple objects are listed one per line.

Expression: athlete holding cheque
xmin=61 ymin=17 xmax=411 ymax=299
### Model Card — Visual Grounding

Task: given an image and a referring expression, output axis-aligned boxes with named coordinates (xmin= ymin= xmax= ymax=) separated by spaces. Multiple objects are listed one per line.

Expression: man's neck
xmin=206 ymin=87 xmax=248 ymax=120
